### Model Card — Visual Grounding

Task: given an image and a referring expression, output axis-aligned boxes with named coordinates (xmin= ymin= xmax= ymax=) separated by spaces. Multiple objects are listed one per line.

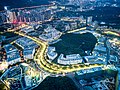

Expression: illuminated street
xmin=10 ymin=30 xmax=104 ymax=74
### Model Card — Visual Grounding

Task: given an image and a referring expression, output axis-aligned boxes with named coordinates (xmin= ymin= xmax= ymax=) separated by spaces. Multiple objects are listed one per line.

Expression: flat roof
xmin=16 ymin=37 xmax=38 ymax=49
xmin=94 ymin=45 xmax=106 ymax=52
xmin=23 ymin=48 xmax=35 ymax=55
xmin=4 ymin=44 xmax=17 ymax=53
xmin=7 ymin=51 xmax=20 ymax=62
xmin=47 ymin=51 xmax=57 ymax=57
xmin=76 ymin=67 xmax=102 ymax=75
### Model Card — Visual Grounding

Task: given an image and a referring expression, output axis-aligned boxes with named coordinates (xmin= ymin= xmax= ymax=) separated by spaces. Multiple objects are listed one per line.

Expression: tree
xmin=33 ymin=76 xmax=78 ymax=90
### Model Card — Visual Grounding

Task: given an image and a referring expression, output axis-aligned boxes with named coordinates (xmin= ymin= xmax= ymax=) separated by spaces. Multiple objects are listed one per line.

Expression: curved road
xmin=11 ymin=31 xmax=104 ymax=74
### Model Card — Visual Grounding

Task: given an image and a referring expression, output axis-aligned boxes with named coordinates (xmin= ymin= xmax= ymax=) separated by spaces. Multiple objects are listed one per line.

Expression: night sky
xmin=0 ymin=0 xmax=120 ymax=11
xmin=0 ymin=0 xmax=50 ymax=11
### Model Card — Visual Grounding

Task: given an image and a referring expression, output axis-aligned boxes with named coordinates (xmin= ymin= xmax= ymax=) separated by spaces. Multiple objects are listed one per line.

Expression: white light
xmin=4 ymin=6 xmax=8 ymax=10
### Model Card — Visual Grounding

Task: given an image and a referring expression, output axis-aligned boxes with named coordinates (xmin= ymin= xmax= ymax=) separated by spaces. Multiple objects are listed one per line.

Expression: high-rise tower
xmin=4 ymin=6 xmax=17 ymax=23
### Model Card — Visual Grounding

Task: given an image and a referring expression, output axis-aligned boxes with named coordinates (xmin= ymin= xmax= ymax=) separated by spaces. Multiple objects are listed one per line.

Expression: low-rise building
xmin=47 ymin=51 xmax=57 ymax=60
xmin=47 ymin=47 xmax=55 ymax=52
xmin=15 ymin=37 xmax=38 ymax=60
xmin=94 ymin=44 xmax=106 ymax=53
xmin=15 ymin=37 xmax=38 ymax=49
xmin=6 ymin=51 xmax=21 ymax=65
xmin=76 ymin=67 xmax=102 ymax=76
xmin=20 ymin=26 xmax=34 ymax=33
xmin=23 ymin=48 xmax=35 ymax=60
xmin=58 ymin=54 xmax=83 ymax=65
xmin=47 ymin=47 xmax=58 ymax=60
xmin=84 ymin=55 xmax=106 ymax=64
xmin=4 ymin=44 xmax=21 ymax=65
xmin=39 ymin=26 xmax=61 ymax=42
xmin=3 ymin=44 xmax=17 ymax=53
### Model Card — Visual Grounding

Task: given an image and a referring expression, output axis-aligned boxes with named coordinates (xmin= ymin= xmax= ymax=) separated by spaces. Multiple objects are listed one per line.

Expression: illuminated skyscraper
xmin=4 ymin=6 xmax=17 ymax=23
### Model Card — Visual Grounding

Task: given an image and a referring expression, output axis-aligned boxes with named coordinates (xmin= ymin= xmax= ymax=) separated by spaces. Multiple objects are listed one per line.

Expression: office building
xmin=58 ymin=54 xmax=83 ymax=65
xmin=4 ymin=44 xmax=21 ymax=65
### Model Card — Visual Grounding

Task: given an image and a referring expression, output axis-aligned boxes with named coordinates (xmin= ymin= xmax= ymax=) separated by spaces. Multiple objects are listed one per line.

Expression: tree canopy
xmin=33 ymin=76 xmax=78 ymax=90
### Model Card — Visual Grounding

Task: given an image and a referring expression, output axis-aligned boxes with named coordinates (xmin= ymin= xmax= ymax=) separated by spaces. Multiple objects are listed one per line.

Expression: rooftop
xmin=4 ymin=44 xmax=17 ymax=53
xmin=7 ymin=51 xmax=21 ymax=62
xmin=76 ymin=67 xmax=102 ymax=76
xmin=23 ymin=48 xmax=35 ymax=55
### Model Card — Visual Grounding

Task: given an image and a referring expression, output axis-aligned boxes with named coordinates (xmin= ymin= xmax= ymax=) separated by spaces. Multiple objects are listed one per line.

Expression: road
xmin=67 ymin=27 xmax=86 ymax=33
xmin=7 ymin=30 xmax=104 ymax=74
